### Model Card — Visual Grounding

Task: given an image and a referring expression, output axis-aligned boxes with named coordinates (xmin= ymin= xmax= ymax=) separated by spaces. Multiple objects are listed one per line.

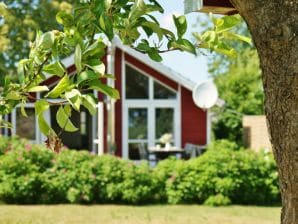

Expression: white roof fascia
xmin=112 ymin=38 xmax=195 ymax=91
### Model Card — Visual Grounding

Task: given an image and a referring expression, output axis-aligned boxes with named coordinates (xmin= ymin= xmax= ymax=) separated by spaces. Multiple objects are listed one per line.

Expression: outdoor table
xmin=148 ymin=146 xmax=185 ymax=167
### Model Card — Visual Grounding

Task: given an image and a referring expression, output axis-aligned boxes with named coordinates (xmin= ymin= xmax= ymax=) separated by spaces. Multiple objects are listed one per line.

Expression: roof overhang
xmin=185 ymin=0 xmax=237 ymax=15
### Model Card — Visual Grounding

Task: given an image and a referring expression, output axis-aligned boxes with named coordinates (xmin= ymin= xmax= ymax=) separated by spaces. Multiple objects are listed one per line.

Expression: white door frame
xmin=122 ymin=61 xmax=181 ymax=159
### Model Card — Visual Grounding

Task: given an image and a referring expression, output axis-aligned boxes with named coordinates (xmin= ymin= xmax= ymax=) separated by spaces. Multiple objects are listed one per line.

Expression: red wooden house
xmin=2 ymin=39 xmax=211 ymax=161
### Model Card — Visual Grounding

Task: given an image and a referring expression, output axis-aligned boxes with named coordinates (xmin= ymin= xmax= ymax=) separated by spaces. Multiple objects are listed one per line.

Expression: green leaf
xmin=35 ymin=99 xmax=49 ymax=116
xmin=161 ymin=28 xmax=175 ymax=39
xmin=0 ymin=119 xmax=12 ymax=129
xmin=142 ymin=21 xmax=163 ymax=41
xmin=88 ymin=79 xmax=120 ymax=99
xmin=56 ymin=11 xmax=73 ymax=27
xmin=38 ymin=31 xmax=55 ymax=49
xmin=99 ymin=13 xmax=114 ymax=40
xmin=173 ymin=15 xmax=187 ymax=38
xmin=38 ymin=115 xmax=51 ymax=136
xmin=65 ymin=89 xmax=81 ymax=111
xmin=214 ymin=47 xmax=237 ymax=57
xmin=223 ymin=32 xmax=252 ymax=44
xmin=56 ymin=106 xmax=78 ymax=132
xmin=28 ymin=86 xmax=49 ymax=93
xmin=171 ymin=39 xmax=196 ymax=55
xmin=148 ymin=49 xmax=162 ymax=62
xmin=75 ymin=44 xmax=82 ymax=73
xmin=20 ymin=103 xmax=27 ymax=117
xmin=85 ymin=60 xmax=105 ymax=76
xmin=82 ymin=94 xmax=97 ymax=115
xmin=216 ymin=15 xmax=241 ymax=33
xmin=77 ymin=70 xmax=98 ymax=85
xmin=43 ymin=61 xmax=65 ymax=77
xmin=83 ymin=40 xmax=105 ymax=59
xmin=5 ymin=91 xmax=22 ymax=100
xmin=46 ymin=75 xmax=70 ymax=98
xmin=17 ymin=59 xmax=28 ymax=84
xmin=136 ymin=39 xmax=151 ymax=52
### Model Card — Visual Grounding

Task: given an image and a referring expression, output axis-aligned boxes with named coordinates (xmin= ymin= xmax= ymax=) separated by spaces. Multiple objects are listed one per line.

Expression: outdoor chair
xmin=184 ymin=143 xmax=205 ymax=159
xmin=138 ymin=143 xmax=148 ymax=160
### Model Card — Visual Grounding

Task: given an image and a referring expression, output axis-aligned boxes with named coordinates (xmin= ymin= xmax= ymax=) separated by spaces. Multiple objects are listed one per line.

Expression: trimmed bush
xmin=0 ymin=137 xmax=280 ymax=205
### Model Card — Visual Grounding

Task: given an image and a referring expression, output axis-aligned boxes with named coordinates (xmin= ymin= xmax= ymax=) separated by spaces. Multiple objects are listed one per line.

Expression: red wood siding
xmin=114 ymin=48 xmax=123 ymax=157
xmin=125 ymin=54 xmax=178 ymax=90
xmin=181 ymin=86 xmax=207 ymax=147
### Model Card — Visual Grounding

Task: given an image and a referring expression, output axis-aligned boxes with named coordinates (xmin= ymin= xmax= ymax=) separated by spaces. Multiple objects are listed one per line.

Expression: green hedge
xmin=0 ymin=137 xmax=280 ymax=205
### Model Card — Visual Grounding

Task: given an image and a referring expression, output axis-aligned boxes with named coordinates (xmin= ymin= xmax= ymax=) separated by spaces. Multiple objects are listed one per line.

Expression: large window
xmin=123 ymin=64 xmax=180 ymax=160
xmin=128 ymin=108 xmax=148 ymax=160
xmin=15 ymin=107 xmax=36 ymax=140
xmin=125 ymin=65 xmax=149 ymax=99
xmin=154 ymin=81 xmax=176 ymax=99
xmin=155 ymin=108 xmax=174 ymax=141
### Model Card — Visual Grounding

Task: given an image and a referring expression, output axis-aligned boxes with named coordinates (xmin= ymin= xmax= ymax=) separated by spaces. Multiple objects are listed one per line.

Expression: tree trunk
xmin=230 ymin=1 xmax=298 ymax=223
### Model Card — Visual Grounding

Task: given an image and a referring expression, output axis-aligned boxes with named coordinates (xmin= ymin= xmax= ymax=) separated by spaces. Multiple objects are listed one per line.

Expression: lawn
xmin=0 ymin=205 xmax=280 ymax=224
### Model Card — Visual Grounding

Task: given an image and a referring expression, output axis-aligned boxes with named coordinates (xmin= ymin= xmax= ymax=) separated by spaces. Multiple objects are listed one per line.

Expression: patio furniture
xmin=138 ymin=143 xmax=148 ymax=160
xmin=148 ymin=145 xmax=185 ymax=166
xmin=184 ymin=143 xmax=205 ymax=159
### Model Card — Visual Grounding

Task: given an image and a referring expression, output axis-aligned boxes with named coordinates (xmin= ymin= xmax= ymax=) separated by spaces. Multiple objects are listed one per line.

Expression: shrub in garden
xmin=0 ymin=144 xmax=54 ymax=203
xmin=0 ymin=137 xmax=280 ymax=205
xmin=0 ymin=136 xmax=28 ymax=155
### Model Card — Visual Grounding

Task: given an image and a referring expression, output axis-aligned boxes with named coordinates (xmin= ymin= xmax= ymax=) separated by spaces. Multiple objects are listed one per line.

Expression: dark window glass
xmin=155 ymin=108 xmax=174 ymax=140
xmin=128 ymin=108 xmax=147 ymax=139
xmin=128 ymin=142 xmax=148 ymax=160
xmin=125 ymin=65 xmax=149 ymax=99
xmin=16 ymin=108 xmax=36 ymax=140
xmin=154 ymin=81 xmax=176 ymax=99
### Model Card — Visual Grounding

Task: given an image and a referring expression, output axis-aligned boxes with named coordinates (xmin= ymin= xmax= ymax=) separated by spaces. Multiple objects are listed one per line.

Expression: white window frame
xmin=11 ymin=103 xmax=51 ymax=144
xmin=122 ymin=60 xmax=181 ymax=160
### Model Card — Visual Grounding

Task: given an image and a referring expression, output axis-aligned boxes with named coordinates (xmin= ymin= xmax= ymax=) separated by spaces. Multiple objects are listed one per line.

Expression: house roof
xmin=112 ymin=38 xmax=196 ymax=91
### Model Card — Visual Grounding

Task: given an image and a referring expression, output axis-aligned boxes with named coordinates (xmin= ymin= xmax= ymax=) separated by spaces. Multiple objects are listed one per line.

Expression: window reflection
xmin=154 ymin=81 xmax=176 ymax=99
xmin=16 ymin=108 xmax=36 ymax=140
xmin=125 ymin=65 xmax=149 ymax=99
xmin=155 ymin=108 xmax=174 ymax=140
xmin=128 ymin=108 xmax=147 ymax=139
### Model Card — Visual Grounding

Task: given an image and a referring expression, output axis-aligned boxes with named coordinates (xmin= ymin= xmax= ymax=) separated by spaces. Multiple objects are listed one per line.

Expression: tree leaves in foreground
xmin=0 ymin=0 xmax=250 ymax=151
xmin=0 ymin=0 xmax=74 ymax=82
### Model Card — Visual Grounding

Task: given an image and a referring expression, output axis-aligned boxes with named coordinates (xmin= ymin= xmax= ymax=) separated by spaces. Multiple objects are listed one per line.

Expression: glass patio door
xmin=125 ymin=107 xmax=149 ymax=160
xmin=123 ymin=105 xmax=178 ymax=160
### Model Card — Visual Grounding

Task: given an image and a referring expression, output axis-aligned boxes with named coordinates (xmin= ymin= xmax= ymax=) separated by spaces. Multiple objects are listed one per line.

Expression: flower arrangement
xmin=159 ymin=133 xmax=173 ymax=144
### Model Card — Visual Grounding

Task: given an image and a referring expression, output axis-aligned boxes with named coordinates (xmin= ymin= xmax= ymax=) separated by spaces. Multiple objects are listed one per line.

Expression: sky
xmin=153 ymin=1 xmax=212 ymax=84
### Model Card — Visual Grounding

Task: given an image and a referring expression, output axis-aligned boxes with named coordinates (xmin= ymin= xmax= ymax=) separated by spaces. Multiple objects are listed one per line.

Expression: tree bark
xmin=230 ymin=1 xmax=298 ymax=223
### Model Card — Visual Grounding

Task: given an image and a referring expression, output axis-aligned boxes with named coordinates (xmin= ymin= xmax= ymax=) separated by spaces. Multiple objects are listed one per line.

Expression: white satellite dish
xmin=192 ymin=80 xmax=218 ymax=109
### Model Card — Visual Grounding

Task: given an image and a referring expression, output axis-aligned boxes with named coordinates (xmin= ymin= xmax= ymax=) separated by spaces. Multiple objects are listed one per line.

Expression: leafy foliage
xmin=0 ymin=0 xmax=74 ymax=81
xmin=212 ymin=48 xmax=264 ymax=144
xmin=0 ymin=1 xmax=251 ymax=150
xmin=0 ymin=137 xmax=280 ymax=205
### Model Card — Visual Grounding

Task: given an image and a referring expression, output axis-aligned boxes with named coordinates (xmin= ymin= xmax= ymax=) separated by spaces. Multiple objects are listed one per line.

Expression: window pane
xmin=125 ymin=65 xmax=149 ymax=99
xmin=155 ymin=108 xmax=174 ymax=140
xmin=16 ymin=108 xmax=36 ymax=140
xmin=154 ymin=81 xmax=176 ymax=99
xmin=129 ymin=108 xmax=147 ymax=139
xmin=128 ymin=142 xmax=148 ymax=160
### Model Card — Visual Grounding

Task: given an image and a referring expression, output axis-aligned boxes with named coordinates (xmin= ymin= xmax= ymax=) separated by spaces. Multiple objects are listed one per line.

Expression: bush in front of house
xmin=0 ymin=137 xmax=280 ymax=205
xmin=0 ymin=136 xmax=28 ymax=156
xmin=155 ymin=146 xmax=280 ymax=205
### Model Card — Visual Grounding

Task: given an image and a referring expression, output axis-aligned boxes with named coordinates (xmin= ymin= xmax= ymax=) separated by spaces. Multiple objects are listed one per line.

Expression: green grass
xmin=0 ymin=205 xmax=280 ymax=224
